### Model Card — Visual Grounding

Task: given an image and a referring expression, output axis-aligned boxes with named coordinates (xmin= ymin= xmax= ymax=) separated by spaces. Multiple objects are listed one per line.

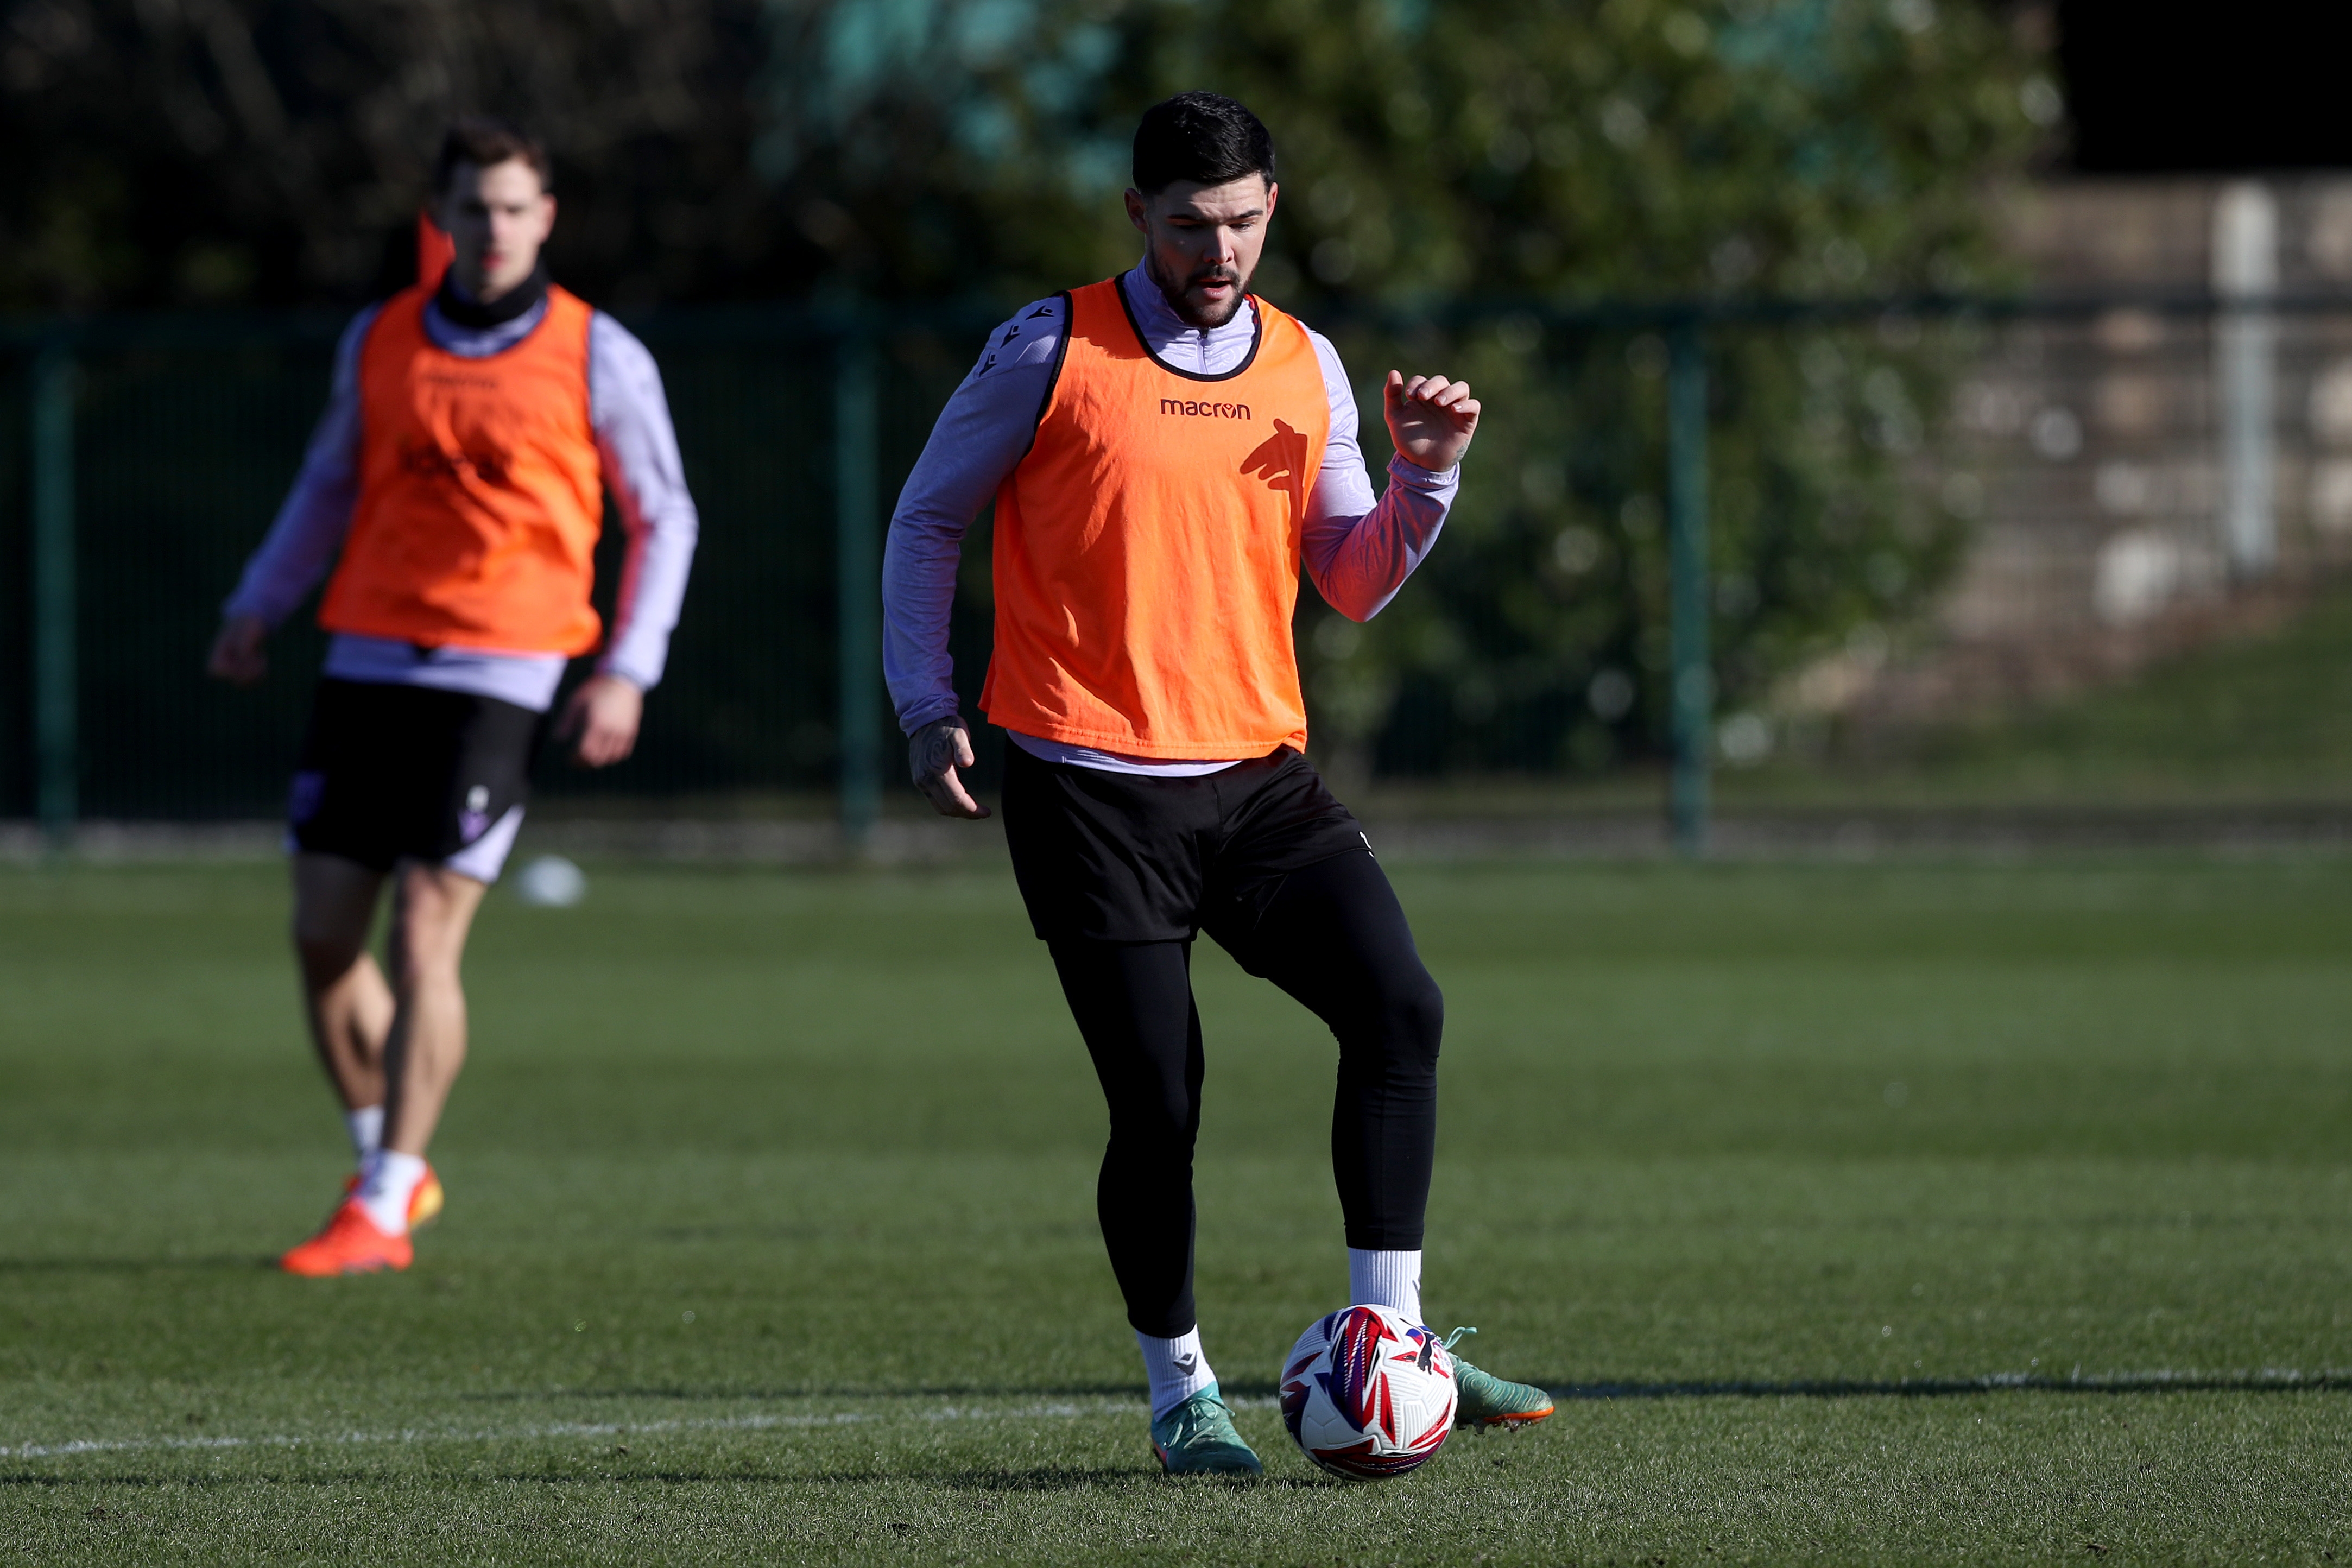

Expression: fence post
xmin=30 ymin=340 xmax=77 ymax=849
xmin=2213 ymin=181 xmax=2278 ymax=579
xmin=1666 ymin=317 xmax=1710 ymax=857
xmin=835 ymin=324 xmax=881 ymax=855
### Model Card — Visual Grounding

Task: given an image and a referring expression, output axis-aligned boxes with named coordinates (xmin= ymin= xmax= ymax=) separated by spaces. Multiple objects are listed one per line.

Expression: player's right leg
xmin=275 ymin=680 xmax=456 ymax=1275
xmin=291 ymin=852 xmax=393 ymax=1153
xmin=1007 ymin=745 xmax=1257 ymax=1473
xmin=1046 ymin=936 xmax=1260 ymax=1476
xmin=282 ymin=679 xmax=407 ymax=1181
xmin=282 ymin=853 xmax=442 ymax=1276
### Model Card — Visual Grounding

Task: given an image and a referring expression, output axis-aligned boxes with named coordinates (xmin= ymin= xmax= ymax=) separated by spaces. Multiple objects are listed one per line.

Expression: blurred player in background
xmin=884 ymin=92 xmax=1553 ymax=1474
xmin=208 ymin=116 xmax=698 ymax=1276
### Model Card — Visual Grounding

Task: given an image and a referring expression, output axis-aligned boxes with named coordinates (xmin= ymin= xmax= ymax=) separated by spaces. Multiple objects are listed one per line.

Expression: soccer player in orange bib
xmin=884 ymin=93 xmax=1553 ymax=1472
xmin=208 ymin=117 xmax=698 ymax=1276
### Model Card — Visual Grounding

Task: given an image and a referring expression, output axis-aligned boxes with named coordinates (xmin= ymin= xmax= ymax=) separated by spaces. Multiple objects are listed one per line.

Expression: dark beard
xmin=1147 ymin=252 xmax=1251 ymax=330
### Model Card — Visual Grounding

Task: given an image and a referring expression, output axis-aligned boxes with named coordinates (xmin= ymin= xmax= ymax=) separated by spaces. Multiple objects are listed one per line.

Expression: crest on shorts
xmin=459 ymin=783 xmax=491 ymax=843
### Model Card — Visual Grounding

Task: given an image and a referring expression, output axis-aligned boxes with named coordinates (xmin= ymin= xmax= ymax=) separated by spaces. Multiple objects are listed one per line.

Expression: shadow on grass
xmin=459 ymin=1370 xmax=2352 ymax=1408
xmin=0 ymin=1255 xmax=271 ymax=1274
xmin=1549 ymin=1372 xmax=2352 ymax=1399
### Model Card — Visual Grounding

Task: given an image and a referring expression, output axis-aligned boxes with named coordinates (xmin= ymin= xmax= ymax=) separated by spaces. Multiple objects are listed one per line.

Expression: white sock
xmin=344 ymin=1105 xmax=384 ymax=1165
xmin=1136 ymin=1326 xmax=1216 ymax=1419
xmin=356 ymin=1150 xmax=427 ymax=1236
xmin=1350 ymin=1248 xmax=1424 ymax=1323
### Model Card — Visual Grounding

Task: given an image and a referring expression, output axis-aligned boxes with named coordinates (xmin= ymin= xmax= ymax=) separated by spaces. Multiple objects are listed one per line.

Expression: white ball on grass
xmin=1279 ymin=1304 xmax=1458 ymax=1479
xmin=513 ymin=855 xmax=588 ymax=908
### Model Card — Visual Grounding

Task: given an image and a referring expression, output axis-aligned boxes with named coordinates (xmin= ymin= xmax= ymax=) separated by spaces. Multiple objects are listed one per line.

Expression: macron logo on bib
xmin=1160 ymin=397 xmax=1253 ymax=420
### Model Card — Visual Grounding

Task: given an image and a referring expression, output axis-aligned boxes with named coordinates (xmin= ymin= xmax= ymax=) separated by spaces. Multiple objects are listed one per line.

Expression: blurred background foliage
xmin=0 ymin=0 xmax=2055 ymax=776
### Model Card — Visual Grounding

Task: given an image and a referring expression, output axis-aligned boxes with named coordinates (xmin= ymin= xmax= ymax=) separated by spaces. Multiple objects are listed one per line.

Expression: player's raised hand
xmin=911 ymin=716 xmax=990 ymax=819
xmin=560 ymin=673 xmax=643 ymax=767
xmin=1384 ymin=370 xmax=1480 ymax=473
xmin=206 ymin=614 xmax=269 ymax=686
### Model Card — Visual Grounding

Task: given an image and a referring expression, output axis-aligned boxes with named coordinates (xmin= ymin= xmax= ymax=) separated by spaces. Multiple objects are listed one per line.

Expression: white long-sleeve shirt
xmin=882 ymin=264 xmax=1457 ymax=774
xmin=224 ymin=293 xmax=699 ymax=713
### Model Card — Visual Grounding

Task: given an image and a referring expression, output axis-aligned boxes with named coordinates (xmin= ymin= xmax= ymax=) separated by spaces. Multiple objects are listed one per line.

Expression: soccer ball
xmin=1279 ymin=1304 xmax=1457 ymax=1479
xmin=513 ymin=854 xmax=588 ymax=908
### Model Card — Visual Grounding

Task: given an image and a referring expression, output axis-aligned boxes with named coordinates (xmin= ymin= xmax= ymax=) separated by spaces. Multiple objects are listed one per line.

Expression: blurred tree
xmin=753 ymin=0 xmax=1135 ymax=298
xmin=762 ymin=0 xmax=2052 ymax=775
xmin=0 ymin=0 xmax=787 ymax=308
xmin=1 ymin=0 xmax=2052 ymax=776
xmin=1103 ymin=0 xmax=2050 ymax=777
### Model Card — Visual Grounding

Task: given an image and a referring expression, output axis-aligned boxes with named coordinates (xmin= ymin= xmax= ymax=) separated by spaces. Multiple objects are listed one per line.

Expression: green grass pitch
xmin=3 ymin=855 xmax=2349 ymax=1564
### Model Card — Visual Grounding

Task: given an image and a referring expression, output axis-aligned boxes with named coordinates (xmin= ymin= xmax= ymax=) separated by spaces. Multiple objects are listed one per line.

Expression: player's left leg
xmin=1218 ymin=848 xmax=1553 ymax=1431
xmin=358 ymin=688 xmax=531 ymax=1239
xmin=381 ymin=862 xmax=489 ymax=1156
xmin=352 ymin=863 xmax=485 ymax=1223
xmin=1215 ymin=848 xmax=1441 ymax=1282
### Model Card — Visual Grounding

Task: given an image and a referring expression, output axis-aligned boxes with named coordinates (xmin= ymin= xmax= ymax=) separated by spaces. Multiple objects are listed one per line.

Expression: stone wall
xmin=1809 ymin=176 xmax=2352 ymax=733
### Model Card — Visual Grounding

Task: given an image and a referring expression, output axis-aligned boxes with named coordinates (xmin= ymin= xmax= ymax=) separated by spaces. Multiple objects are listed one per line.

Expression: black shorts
xmin=288 ymin=678 xmax=542 ymax=877
xmin=1000 ymin=742 xmax=1371 ymax=943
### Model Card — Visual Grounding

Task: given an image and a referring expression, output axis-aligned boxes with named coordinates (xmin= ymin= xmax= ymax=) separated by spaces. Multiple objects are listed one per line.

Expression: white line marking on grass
xmin=16 ymin=1371 xmax=2338 ymax=1464
xmin=922 ymin=1401 xmax=1147 ymax=1422
xmin=2 ymin=1399 xmax=1152 ymax=1463
xmin=2 ymin=1412 xmax=869 ymax=1460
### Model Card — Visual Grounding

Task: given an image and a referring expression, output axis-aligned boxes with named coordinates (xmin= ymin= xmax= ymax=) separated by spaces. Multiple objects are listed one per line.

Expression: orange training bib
xmin=320 ymin=284 xmax=605 ymax=655
xmin=979 ymin=277 xmax=1332 ymax=757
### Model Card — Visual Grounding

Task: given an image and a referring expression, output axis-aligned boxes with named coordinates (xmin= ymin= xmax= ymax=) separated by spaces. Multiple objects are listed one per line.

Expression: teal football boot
xmin=1444 ymin=1329 xmax=1557 ymax=1432
xmin=1151 ymin=1383 xmax=1263 ymax=1476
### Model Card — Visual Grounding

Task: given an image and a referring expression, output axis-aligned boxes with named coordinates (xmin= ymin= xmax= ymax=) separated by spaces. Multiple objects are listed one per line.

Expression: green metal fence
xmin=0 ymin=306 xmax=979 ymax=846
xmin=7 ymin=291 xmax=2334 ymax=852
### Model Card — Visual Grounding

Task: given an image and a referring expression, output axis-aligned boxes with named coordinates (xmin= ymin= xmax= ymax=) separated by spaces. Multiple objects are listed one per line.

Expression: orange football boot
xmin=339 ymin=1162 xmax=444 ymax=1230
xmin=280 ymin=1198 xmax=413 ymax=1276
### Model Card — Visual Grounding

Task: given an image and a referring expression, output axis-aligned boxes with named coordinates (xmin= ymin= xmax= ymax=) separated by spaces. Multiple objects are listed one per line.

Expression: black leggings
xmin=1047 ymin=849 xmax=1443 ymax=1338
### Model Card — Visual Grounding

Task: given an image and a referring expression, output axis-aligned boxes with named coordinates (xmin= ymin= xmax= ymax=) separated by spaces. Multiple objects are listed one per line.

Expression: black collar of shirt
xmin=434 ymin=263 xmax=549 ymax=330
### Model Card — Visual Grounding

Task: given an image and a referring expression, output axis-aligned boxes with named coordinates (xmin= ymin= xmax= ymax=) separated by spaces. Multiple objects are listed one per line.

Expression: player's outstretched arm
xmin=206 ymin=614 xmax=270 ymax=686
xmin=910 ymin=716 xmax=990 ymax=819
xmin=1384 ymin=370 xmax=1480 ymax=472
xmin=559 ymin=673 xmax=644 ymax=767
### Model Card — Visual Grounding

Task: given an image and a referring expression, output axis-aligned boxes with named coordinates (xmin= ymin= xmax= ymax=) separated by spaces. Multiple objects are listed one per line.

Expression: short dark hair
xmin=433 ymin=115 xmax=552 ymax=194
xmin=1131 ymin=92 xmax=1275 ymax=195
